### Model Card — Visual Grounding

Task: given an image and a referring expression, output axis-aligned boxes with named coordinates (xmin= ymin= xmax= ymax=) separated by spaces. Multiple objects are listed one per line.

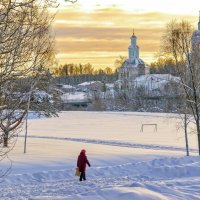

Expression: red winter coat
xmin=77 ymin=152 xmax=90 ymax=172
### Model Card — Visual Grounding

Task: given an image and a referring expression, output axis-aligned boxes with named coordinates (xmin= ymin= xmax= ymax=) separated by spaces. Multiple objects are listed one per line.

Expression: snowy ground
xmin=1 ymin=111 xmax=200 ymax=200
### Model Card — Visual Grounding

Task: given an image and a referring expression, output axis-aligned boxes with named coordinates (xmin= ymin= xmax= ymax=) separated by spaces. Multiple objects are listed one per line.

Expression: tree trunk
xmin=24 ymin=111 xmax=29 ymax=153
xmin=196 ymin=118 xmax=200 ymax=156
xmin=184 ymin=114 xmax=189 ymax=156
xmin=3 ymin=133 xmax=8 ymax=148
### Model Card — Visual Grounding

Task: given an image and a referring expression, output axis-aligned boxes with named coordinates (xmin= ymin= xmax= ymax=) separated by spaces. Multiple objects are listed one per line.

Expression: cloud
xmin=53 ymin=8 xmax=197 ymax=67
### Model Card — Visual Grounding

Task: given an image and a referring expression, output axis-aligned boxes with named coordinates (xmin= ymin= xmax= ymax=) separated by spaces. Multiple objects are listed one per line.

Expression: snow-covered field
xmin=1 ymin=111 xmax=200 ymax=200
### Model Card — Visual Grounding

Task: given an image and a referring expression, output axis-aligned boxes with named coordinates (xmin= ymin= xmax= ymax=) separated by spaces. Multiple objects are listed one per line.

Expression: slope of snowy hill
xmin=1 ymin=111 xmax=200 ymax=200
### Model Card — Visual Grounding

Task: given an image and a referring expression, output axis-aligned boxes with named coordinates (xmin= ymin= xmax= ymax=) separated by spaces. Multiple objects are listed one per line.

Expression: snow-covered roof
xmin=62 ymin=85 xmax=75 ymax=89
xmin=135 ymin=74 xmax=179 ymax=83
xmin=33 ymin=90 xmax=53 ymax=103
xmin=133 ymin=74 xmax=180 ymax=91
xmin=78 ymin=81 xmax=101 ymax=86
xmin=122 ymin=58 xmax=145 ymax=68
xmin=106 ymin=83 xmax=114 ymax=88
xmin=61 ymin=92 xmax=88 ymax=101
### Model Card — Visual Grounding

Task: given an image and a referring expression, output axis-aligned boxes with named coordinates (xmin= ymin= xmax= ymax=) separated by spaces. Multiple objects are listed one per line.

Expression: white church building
xmin=118 ymin=13 xmax=200 ymax=93
xmin=118 ymin=31 xmax=150 ymax=89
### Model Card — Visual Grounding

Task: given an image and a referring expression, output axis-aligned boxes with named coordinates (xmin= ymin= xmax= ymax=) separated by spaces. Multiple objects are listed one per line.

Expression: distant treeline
xmin=53 ymin=57 xmax=178 ymax=85
xmin=53 ymin=63 xmax=117 ymax=76
xmin=53 ymin=63 xmax=118 ymax=85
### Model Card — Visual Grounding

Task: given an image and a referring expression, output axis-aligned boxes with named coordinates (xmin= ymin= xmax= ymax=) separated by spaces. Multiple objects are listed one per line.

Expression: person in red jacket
xmin=77 ymin=149 xmax=91 ymax=181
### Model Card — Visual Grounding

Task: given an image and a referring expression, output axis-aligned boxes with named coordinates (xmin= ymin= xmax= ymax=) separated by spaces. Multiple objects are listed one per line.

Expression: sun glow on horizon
xmin=53 ymin=0 xmax=200 ymax=68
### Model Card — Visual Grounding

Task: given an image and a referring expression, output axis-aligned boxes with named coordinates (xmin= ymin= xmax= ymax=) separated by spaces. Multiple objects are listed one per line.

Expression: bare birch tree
xmin=0 ymin=0 xmax=59 ymax=167
xmin=161 ymin=19 xmax=200 ymax=155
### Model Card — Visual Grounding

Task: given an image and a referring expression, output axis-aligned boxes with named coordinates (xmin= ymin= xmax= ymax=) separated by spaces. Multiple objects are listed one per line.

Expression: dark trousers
xmin=79 ymin=171 xmax=86 ymax=181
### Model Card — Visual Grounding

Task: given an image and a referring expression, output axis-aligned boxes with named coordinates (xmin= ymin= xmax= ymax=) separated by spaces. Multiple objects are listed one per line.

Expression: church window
xmin=130 ymin=49 xmax=134 ymax=58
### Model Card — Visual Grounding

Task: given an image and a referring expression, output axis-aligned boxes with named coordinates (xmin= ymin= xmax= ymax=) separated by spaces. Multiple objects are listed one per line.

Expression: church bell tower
xmin=128 ymin=29 xmax=139 ymax=63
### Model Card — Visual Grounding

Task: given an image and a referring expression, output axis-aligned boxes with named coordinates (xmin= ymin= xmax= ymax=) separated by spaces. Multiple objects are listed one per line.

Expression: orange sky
xmin=52 ymin=0 xmax=200 ymax=68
